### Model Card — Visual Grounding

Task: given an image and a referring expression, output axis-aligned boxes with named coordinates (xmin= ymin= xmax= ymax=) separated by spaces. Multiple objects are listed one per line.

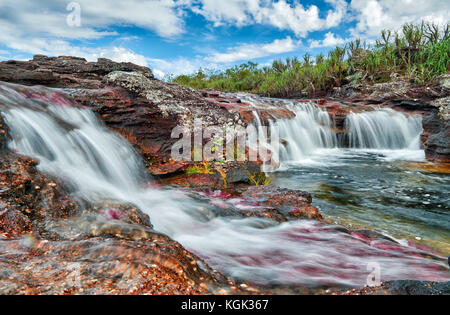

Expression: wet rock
xmin=0 ymin=201 xmax=33 ymax=238
xmin=219 ymin=161 xmax=262 ymax=184
xmin=0 ymin=238 xmax=238 ymax=295
xmin=242 ymin=207 xmax=287 ymax=223
xmin=0 ymin=152 xmax=81 ymax=237
xmin=422 ymin=111 xmax=450 ymax=163
xmin=0 ymin=116 xmax=9 ymax=151
xmin=384 ymin=280 xmax=450 ymax=295
xmin=241 ymin=186 xmax=323 ymax=221
xmin=89 ymin=201 xmax=152 ymax=228
xmin=338 ymin=280 xmax=450 ymax=295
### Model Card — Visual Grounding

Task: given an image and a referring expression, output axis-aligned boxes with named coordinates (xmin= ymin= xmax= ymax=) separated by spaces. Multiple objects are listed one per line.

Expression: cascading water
xmin=271 ymin=103 xmax=337 ymax=161
xmin=1 ymin=83 xmax=448 ymax=288
xmin=244 ymin=93 xmax=424 ymax=164
xmin=345 ymin=108 xmax=423 ymax=150
xmin=242 ymin=95 xmax=337 ymax=162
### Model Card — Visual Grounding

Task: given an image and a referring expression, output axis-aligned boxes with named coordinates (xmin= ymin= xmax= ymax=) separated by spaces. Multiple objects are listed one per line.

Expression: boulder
xmin=240 ymin=186 xmax=323 ymax=221
xmin=422 ymin=111 xmax=450 ymax=163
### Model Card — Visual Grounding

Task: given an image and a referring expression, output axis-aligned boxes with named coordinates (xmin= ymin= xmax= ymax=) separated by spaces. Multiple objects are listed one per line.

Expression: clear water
xmin=272 ymin=149 xmax=450 ymax=255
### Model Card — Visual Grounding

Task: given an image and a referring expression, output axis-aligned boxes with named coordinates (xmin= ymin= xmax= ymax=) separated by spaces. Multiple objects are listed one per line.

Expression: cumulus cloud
xmin=0 ymin=0 xmax=448 ymax=75
xmin=309 ymin=32 xmax=347 ymax=48
xmin=206 ymin=37 xmax=300 ymax=63
xmin=0 ymin=0 xmax=180 ymax=66
xmin=0 ymin=0 xmax=185 ymax=40
xmin=148 ymin=57 xmax=219 ymax=78
xmin=192 ymin=0 xmax=349 ymax=37
xmin=350 ymin=0 xmax=450 ymax=38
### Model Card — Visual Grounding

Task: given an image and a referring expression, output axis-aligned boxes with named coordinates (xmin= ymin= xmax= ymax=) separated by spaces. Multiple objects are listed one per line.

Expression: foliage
xmin=248 ymin=172 xmax=272 ymax=186
xmin=186 ymin=161 xmax=214 ymax=175
xmin=173 ymin=22 xmax=450 ymax=96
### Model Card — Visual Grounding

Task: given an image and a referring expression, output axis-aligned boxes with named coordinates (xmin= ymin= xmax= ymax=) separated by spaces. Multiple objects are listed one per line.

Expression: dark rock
xmin=384 ymin=280 xmax=450 ymax=295
xmin=241 ymin=186 xmax=323 ymax=221
xmin=422 ymin=111 xmax=450 ymax=163
xmin=329 ymin=280 xmax=450 ymax=295
xmin=0 ymin=55 xmax=153 ymax=89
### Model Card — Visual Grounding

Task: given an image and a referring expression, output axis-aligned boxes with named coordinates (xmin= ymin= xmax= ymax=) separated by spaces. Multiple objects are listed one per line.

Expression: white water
xmin=345 ymin=108 xmax=423 ymax=150
xmin=1 ymin=85 xmax=448 ymax=287
xmin=247 ymin=97 xmax=423 ymax=165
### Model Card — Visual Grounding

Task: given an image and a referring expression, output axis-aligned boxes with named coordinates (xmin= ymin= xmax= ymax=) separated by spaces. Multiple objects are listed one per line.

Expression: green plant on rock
xmin=186 ymin=161 xmax=214 ymax=175
xmin=248 ymin=172 xmax=272 ymax=186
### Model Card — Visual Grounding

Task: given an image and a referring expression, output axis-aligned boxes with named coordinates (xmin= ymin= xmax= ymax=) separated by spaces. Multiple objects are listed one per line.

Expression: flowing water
xmin=243 ymin=96 xmax=449 ymax=255
xmin=1 ymin=83 xmax=449 ymax=288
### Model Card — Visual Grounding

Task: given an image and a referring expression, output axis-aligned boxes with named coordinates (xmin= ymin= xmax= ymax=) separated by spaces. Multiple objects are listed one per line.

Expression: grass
xmin=173 ymin=22 xmax=450 ymax=97
xmin=248 ymin=172 xmax=272 ymax=186
xmin=186 ymin=161 xmax=214 ymax=175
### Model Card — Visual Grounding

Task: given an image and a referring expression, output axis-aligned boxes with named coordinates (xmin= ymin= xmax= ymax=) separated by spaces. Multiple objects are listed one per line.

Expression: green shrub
xmin=172 ymin=22 xmax=450 ymax=95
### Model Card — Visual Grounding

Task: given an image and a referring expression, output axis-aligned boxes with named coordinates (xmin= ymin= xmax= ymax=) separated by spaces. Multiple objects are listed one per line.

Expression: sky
xmin=0 ymin=0 xmax=449 ymax=78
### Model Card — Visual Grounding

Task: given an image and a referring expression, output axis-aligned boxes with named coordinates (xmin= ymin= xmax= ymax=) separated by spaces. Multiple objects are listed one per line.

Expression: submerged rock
xmin=240 ymin=186 xmax=323 ymax=221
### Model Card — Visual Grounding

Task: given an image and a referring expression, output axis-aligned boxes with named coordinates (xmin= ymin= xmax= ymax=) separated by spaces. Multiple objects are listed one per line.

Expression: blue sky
xmin=0 ymin=0 xmax=448 ymax=78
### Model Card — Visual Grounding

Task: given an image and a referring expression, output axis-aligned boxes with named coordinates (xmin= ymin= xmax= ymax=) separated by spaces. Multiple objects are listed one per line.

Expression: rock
xmin=438 ymin=74 xmax=450 ymax=90
xmin=330 ymin=78 xmax=447 ymax=104
xmin=384 ymin=280 xmax=450 ymax=295
xmin=240 ymin=186 xmax=323 ymax=221
xmin=88 ymin=201 xmax=152 ymax=228
xmin=0 ymin=116 xmax=9 ymax=151
xmin=0 ymin=201 xmax=33 ymax=238
xmin=0 ymin=151 xmax=81 ymax=238
xmin=329 ymin=280 xmax=450 ymax=295
xmin=422 ymin=111 xmax=450 ymax=163
xmin=0 ymin=55 xmax=153 ymax=89
xmin=430 ymin=97 xmax=450 ymax=121
xmin=0 ymin=237 xmax=238 ymax=295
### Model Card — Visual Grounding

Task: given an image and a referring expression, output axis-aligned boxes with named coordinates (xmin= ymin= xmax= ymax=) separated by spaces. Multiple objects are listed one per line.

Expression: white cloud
xmin=206 ymin=37 xmax=300 ymax=63
xmin=0 ymin=0 xmax=186 ymax=64
xmin=350 ymin=0 xmax=450 ymax=38
xmin=148 ymin=57 xmax=219 ymax=78
xmin=192 ymin=0 xmax=348 ymax=37
xmin=309 ymin=32 xmax=347 ymax=48
xmin=0 ymin=0 xmax=185 ymax=40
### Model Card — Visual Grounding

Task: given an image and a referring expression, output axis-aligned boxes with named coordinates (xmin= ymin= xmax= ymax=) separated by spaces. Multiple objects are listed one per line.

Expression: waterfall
xmin=272 ymin=103 xmax=337 ymax=161
xmin=1 ymin=83 xmax=447 ymax=287
xmin=345 ymin=108 xmax=423 ymax=150
xmin=246 ymin=96 xmax=423 ymax=163
xmin=248 ymin=100 xmax=337 ymax=163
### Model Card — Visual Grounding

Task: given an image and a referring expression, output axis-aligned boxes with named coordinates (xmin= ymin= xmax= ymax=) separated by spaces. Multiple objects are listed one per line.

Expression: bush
xmin=172 ymin=22 xmax=450 ymax=96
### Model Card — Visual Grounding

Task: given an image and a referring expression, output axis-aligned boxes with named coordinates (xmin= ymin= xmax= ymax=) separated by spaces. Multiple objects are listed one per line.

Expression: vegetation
xmin=186 ymin=161 xmax=214 ymax=175
xmin=173 ymin=22 xmax=450 ymax=97
xmin=248 ymin=172 xmax=272 ymax=186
